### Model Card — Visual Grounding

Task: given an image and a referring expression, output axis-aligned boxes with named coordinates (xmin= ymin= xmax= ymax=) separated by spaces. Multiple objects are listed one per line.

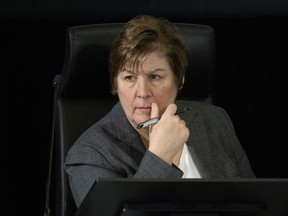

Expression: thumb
xmin=149 ymin=103 xmax=159 ymax=133
xmin=150 ymin=103 xmax=159 ymax=119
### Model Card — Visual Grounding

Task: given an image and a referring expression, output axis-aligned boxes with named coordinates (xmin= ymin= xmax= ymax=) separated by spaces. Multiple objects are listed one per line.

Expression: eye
xmin=124 ymin=75 xmax=136 ymax=82
xmin=149 ymin=74 xmax=161 ymax=80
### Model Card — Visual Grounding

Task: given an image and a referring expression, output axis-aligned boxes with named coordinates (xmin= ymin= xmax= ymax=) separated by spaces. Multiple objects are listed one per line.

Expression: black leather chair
xmin=52 ymin=22 xmax=215 ymax=216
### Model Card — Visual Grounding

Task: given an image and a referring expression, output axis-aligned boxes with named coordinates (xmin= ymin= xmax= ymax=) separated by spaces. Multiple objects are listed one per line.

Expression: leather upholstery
xmin=60 ymin=23 xmax=215 ymax=99
xmin=53 ymin=23 xmax=215 ymax=216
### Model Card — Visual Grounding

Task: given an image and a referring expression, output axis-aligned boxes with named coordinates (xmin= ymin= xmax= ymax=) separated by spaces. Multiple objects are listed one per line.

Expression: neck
xmin=138 ymin=128 xmax=150 ymax=148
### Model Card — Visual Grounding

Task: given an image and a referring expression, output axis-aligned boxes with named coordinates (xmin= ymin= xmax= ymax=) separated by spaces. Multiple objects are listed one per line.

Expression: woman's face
xmin=116 ymin=51 xmax=178 ymax=129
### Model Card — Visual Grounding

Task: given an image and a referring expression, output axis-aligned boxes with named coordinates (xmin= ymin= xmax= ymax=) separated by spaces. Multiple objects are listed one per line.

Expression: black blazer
xmin=65 ymin=100 xmax=255 ymax=207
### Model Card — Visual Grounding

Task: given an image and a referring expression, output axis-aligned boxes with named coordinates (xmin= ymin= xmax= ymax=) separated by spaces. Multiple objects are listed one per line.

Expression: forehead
xmin=121 ymin=51 xmax=170 ymax=72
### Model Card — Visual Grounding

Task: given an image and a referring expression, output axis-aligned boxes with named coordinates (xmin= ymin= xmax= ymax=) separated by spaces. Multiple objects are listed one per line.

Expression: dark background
xmin=1 ymin=0 xmax=288 ymax=215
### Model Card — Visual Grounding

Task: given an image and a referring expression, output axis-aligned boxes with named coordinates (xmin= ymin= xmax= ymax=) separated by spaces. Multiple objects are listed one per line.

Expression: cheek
xmin=154 ymin=85 xmax=178 ymax=112
xmin=116 ymin=83 xmax=134 ymax=113
xmin=117 ymin=87 xmax=131 ymax=106
xmin=161 ymin=82 xmax=178 ymax=98
xmin=116 ymin=78 xmax=127 ymax=98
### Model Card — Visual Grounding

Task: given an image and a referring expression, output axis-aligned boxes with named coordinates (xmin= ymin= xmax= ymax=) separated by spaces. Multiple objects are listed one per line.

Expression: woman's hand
xmin=148 ymin=103 xmax=189 ymax=165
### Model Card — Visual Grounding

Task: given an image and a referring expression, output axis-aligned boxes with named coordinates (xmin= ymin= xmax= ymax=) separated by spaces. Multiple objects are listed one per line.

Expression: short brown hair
xmin=109 ymin=15 xmax=188 ymax=94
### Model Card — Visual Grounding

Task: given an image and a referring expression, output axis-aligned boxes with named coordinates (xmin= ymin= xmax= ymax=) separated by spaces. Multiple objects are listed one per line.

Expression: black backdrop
xmin=1 ymin=1 xmax=288 ymax=215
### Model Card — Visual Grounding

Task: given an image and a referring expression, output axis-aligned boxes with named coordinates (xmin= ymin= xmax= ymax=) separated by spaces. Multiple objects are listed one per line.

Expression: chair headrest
xmin=59 ymin=23 xmax=215 ymax=100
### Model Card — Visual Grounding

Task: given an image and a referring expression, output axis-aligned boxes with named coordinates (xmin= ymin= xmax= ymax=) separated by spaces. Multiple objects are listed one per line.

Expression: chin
xmin=135 ymin=116 xmax=150 ymax=125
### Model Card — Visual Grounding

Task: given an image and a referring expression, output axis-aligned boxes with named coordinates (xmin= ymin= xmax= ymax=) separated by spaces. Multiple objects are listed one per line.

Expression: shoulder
xmin=176 ymin=100 xmax=234 ymax=128
xmin=65 ymin=103 xmax=125 ymax=164
xmin=77 ymin=103 xmax=121 ymax=144
xmin=176 ymin=100 xmax=227 ymax=116
xmin=72 ymin=101 xmax=137 ymax=150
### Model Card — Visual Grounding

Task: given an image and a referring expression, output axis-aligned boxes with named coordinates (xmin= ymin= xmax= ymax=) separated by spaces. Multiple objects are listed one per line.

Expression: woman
xmin=65 ymin=15 xmax=254 ymax=207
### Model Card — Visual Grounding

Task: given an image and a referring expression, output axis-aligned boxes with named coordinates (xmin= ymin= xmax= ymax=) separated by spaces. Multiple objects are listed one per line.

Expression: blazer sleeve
xmin=219 ymin=107 xmax=255 ymax=178
xmin=65 ymin=135 xmax=183 ymax=207
xmin=135 ymin=150 xmax=183 ymax=178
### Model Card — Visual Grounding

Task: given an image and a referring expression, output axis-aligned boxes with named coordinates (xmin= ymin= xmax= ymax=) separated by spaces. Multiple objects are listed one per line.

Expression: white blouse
xmin=178 ymin=143 xmax=201 ymax=178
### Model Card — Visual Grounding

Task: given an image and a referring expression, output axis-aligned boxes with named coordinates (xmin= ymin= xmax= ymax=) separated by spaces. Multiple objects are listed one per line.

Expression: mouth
xmin=136 ymin=107 xmax=151 ymax=114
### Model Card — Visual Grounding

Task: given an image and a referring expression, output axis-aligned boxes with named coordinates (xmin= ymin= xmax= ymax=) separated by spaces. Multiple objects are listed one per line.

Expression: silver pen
xmin=137 ymin=107 xmax=192 ymax=129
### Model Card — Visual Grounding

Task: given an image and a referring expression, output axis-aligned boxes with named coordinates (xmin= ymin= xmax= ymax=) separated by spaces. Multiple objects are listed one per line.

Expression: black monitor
xmin=75 ymin=178 xmax=288 ymax=216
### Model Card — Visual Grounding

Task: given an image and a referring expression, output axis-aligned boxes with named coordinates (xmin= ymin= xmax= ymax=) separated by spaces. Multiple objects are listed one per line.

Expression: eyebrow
xmin=121 ymin=69 xmax=135 ymax=74
xmin=148 ymin=68 xmax=166 ymax=73
xmin=121 ymin=68 xmax=166 ymax=74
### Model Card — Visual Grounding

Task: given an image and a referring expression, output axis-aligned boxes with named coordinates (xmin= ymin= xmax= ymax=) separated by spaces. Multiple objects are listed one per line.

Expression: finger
xmin=181 ymin=119 xmax=186 ymax=126
xmin=150 ymin=102 xmax=159 ymax=119
xmin=162 ymin=103 xmax=177 ymax=117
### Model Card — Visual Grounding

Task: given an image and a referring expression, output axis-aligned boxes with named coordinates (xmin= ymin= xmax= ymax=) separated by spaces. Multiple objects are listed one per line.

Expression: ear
xmin=111 ymin=85 xmax=118 ymax=95
xmin=179 ymin=77 xmax=185 ymax=90
xmin=111 ymin=80 xmax=118 ymax=95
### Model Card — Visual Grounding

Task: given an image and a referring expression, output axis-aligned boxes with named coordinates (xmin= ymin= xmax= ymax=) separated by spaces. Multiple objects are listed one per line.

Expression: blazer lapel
xmin=110 ymin=102 xmax=147 ymax=166
xmin=184 ymin=110 xmax=220 ymax=178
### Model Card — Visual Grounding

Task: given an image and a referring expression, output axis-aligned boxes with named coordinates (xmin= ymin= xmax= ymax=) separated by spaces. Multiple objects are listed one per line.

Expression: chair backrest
xmin=54 ymin=23 xmax=215 ymax=216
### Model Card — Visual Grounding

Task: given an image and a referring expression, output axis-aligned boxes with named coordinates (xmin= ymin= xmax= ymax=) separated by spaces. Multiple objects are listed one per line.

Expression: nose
xmin=136 ymin=77 xmax=151 ymax=99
